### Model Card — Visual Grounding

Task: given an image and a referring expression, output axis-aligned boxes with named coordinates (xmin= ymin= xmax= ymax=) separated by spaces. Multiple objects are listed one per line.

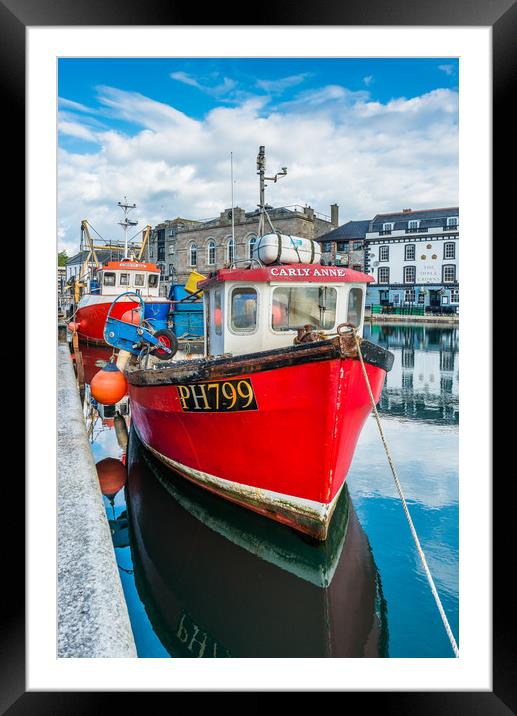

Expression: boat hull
xmin=128 ymin=339 xmax=391 ymax=539
xmin=75 ymin=294 xmax=170 ymax=345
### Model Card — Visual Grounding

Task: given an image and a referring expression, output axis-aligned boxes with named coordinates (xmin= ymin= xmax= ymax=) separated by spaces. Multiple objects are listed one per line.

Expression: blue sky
xmin=58 ymin=57 xmax=458 ymax=253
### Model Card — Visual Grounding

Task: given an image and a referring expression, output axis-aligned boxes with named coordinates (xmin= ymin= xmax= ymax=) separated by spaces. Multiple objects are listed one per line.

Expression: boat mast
xmin=117 ymin=197 xmax=138 ymax=260
xmin=256 ymin=145 xmax=287 ymax=237
xmin=230 ymin=152 xmax=235 ymax=246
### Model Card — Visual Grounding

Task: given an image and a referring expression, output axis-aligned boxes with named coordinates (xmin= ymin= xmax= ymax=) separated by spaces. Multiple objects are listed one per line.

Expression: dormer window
xmin=447 ymin=216 xmax=459 ymax=228
xmin=382 ymin=222 xmax=394 ymax=232
xmin=408 ymin=220 xmax=420 ymax=230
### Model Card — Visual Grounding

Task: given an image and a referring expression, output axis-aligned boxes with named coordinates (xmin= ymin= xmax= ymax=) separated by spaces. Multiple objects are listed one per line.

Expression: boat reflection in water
xmin=126 ymin=427 xmax=389 ymax=658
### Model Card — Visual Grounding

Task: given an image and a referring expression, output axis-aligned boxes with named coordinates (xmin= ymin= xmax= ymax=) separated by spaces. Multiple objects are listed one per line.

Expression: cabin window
xmin=347 ymin=288 xmax=363 ymax=327
xmin=119 ymin=273 xmax=129 ymax=285
xmin=103 ymin=272 xmax=115 ymax=287
xmin=214 ymin=289 xmax=222 ymax=335
xmin=271 ymin=286 xmax=337 ymax=332
xmin=134 ymin=273 xmax=145 ymax=286
xmin=148 ymin=274 xmax=158 ymax=288
xmin=231 ymin=287 xmax=257 ymax=332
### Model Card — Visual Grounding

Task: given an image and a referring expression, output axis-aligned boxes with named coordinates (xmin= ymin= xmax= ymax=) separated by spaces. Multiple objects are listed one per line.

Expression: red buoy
xmin=96 ymin=457 xmax=127 ymax=497
xmin=68 ymin=321 xmax=80 ymax=333
xmin=90 ymin=362 xmax=128 ymax=405
xmin=121 ymin=309 xmax=140 ymax=325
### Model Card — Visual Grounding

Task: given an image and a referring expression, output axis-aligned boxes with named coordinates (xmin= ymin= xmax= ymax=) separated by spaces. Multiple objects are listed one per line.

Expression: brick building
xmin=147 ymin=204 xmax=338 ymax=296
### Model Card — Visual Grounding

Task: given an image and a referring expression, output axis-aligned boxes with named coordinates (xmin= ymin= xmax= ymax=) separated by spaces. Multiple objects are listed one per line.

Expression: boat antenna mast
xmin=256 ymin=145 xmax=287 ymax=237
xmin=117 ymin=197 xmax=138 ymax=260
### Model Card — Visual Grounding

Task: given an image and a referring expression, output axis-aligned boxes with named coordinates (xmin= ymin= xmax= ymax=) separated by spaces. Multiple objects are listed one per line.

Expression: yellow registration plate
xmin=177 ymin=378 xmax=258 ymax=412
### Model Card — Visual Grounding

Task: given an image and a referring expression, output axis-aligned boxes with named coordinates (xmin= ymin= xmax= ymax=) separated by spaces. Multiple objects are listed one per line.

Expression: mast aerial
xmin=118 ymin=197 xmax=138 ymax=259
xmin=256 ymin=145 xmax=287 ymax=237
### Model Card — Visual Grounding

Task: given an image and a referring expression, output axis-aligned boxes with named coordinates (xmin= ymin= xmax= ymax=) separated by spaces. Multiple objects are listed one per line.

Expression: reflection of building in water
xmin=366 ymin=325 xmax=459 ymax=424
xmin=126 ymin=428 xmax=388 ymax=658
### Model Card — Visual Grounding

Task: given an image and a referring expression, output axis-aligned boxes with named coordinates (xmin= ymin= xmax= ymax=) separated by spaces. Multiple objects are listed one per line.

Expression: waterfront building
xmin=147 ymin=204 xmax=337 ymax=296
xmin=317 ymin=218 xmax=369 ymax=270
xmin=65 ymin=249 xmax=114 ymax=283
xmin=364 ymin=208 xmax=459 ymax=313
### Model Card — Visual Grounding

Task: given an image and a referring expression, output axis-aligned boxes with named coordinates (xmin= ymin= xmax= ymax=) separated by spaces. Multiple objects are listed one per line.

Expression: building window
xmin=227 ymin=238 xmax=235 ymax=264
xmin=353 ymin=241 xmax=362 ymax=250
xmin=379 ymin=246 xmax=389 ymax=262
xmin=169 ymin=244 xmax=175 ymax=255
xmin=404 ymin=265 xmax=416 ymax=283
xmin=405 ymin=244 xmax=416 ymax=261
xmin=189 ymin=243 xmax=197 ymax=267
xmin=444 ymin=242 xmax=455 ymax=259
xmin=382 ymin=222 xmax=393 ymax=232
xmin=272 ymin=286 xmax=337 ymax=331
xmin=451 ymin=288 xmax=459 ymax=303
xmin=337 ymin=241 xmax=349 ymax=252
xmin=207 ymin=240 xmax=216 ymax=265
xmin=418 ymin=292 xmax=425 ymax=304
xmin=447 ymin=216 xmax=459 ymax=228
xmin=378 ymin=267 xmax=390 ymax=284
xmin=323 ymin=241 xmax=332 ymax=253
xmin=149 ymin=248 xmax=154 ymax=258
xmin=443 ymin=264 xmax=456 ymax=283
xmin=404 ymin=289 xmax=416 ymax=303
xmin=168 ymin=264 xmax=174 ymax=277
xmin=248 ymin=235 xmax=257 ymax=259
xmin=408 ymin=220 xmax=420 ymax=230
xmin=231 ymin=287 xmax=258 ymax=332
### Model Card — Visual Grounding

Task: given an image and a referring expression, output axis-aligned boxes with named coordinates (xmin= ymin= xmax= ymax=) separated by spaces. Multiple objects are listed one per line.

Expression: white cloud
xmin=170 ymin=71 xmax=237 ymax=97
xmin=255 ymin=74 xmax=309 ymax=93
xmin=438 ymin=64 xmax=455 ymax=76
xmin=363 ymin=75 xmax=374 ymax=87
xmin=58 ymin=84 xmax=458 ymax=255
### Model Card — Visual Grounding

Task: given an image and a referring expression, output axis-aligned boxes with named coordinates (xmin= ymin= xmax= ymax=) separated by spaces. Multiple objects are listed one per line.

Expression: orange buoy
xmin=90 ymin=362 xmax=128 ymax=405
xmin=121 ymin=309 xmax=141 ymax=325
xmin=96 ymin=457 xmax=127 ymax=497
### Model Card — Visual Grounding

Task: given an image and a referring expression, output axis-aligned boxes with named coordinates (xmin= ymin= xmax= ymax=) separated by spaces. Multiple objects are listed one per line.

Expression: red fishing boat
xmin=74 ymin=258 xmax=170 ymax=344
xmin=125 ymin=262 xmax=393 ymax=539
xmin=70 ymin=200 xmax=171 ymax=345
xmin=101 ymin=150 xmax=394 ymax=539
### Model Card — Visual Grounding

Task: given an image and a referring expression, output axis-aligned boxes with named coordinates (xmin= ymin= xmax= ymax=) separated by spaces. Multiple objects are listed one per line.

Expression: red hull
xmin=75 ymin=296 xmax=139 ymax=344
xmin=129 ymin=353 xmax=386 ymax=538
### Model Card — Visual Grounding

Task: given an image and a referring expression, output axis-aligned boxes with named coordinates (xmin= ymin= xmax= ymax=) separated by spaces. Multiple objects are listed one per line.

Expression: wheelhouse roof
xmin=199 ymin=264 xmax=374 ymax=288
xmin=101 ymin=260 xmax=160 ymax=272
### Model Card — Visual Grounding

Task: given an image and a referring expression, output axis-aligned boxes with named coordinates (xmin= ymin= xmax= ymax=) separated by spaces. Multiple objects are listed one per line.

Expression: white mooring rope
xmin=353 ymin=331 xmax=459 ymax=658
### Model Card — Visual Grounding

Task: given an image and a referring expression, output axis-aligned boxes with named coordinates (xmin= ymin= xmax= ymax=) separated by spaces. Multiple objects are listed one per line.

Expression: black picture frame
xmin=10 ymin=0 xmax=509 ymax=710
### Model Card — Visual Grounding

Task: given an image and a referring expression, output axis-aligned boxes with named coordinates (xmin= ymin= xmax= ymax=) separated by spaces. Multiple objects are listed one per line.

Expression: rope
xmin=351 ymin=328 xmax=459 ymax=658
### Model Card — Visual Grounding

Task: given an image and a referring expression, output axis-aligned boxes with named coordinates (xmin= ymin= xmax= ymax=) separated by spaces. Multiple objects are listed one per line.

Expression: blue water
xmin=84 ymin=322 xmax=458 ymax=658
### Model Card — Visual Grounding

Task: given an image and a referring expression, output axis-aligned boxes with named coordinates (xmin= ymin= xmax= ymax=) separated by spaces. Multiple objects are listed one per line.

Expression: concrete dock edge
xmin=58 ymin=336 xmax=137 ymax=657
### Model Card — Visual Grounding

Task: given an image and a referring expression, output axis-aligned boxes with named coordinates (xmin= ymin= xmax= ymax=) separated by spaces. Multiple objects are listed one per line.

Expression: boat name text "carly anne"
xmin=270 ymin=267 xmax=348 ymax=277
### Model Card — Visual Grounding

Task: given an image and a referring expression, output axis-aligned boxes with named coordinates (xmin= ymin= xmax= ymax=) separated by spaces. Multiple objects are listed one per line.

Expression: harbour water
xmin=82 ymin=322 xmax=458 ymax=658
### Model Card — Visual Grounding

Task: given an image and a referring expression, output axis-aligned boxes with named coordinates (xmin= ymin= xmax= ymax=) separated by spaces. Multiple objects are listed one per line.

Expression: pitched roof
xmin=369 ymin=207 xmax=458 ymax=232
xmin=316 ymin=219 xmax=371 ymax=243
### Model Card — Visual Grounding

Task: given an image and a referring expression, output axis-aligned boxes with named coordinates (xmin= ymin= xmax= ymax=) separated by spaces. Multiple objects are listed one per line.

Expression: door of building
xmin=429 ymin=290 xmax=441 ymax=311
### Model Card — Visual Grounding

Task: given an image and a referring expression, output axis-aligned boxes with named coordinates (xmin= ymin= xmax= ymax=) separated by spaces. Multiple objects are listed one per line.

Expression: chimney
xmin=331 ymin=204 xmax=339 ymax=227
xmin=402 ymin=208 xmax=412 ymax=214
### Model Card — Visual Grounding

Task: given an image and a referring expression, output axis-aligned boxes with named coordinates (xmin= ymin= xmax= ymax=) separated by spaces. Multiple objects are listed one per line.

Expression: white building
xmin=365 ymin=208 xmax=459 ymax=313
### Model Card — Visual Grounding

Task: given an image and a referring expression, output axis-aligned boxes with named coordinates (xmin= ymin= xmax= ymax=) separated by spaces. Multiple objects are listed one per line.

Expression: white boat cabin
xmin=93 ymin=259 xmax=161 ymax=297
xmin=200 ymin=264 xmax=374 ymax=358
